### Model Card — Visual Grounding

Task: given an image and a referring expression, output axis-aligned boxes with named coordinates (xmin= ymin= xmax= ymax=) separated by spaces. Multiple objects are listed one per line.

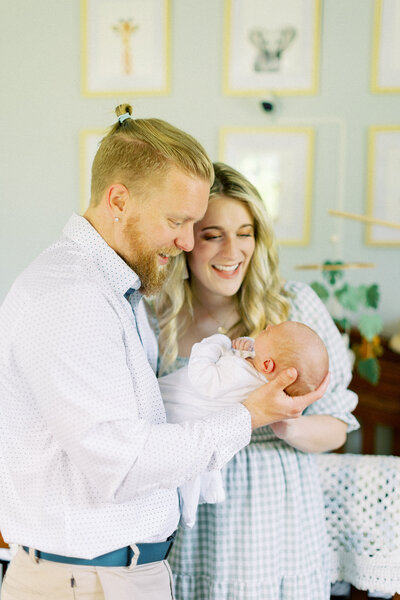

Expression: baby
xmin=234 ymin=320 xmax=329 ymax=396
xmin=159 ymin=321 xmax=329 ymax=527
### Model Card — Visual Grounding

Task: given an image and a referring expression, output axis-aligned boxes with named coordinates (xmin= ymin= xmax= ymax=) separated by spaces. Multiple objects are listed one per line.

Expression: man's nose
xmin=175 ymin=226 xmax=194 ymax=252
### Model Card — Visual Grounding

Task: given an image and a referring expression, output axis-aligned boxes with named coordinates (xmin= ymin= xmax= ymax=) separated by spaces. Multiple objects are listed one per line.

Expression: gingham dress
xmin=164 ymin=281 xmax=359 ymax=600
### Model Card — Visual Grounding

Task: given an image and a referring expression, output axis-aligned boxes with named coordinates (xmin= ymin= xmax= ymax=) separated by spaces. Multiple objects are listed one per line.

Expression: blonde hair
xmin=90 ymin=104 xmax=214 ymax=205
xmin=155 ymin=162 xmax=291 ymax=373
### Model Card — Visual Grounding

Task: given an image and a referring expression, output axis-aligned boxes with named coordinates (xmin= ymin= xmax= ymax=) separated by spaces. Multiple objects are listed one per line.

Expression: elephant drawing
xmin=248 ymin=27 xmax=296 ymax=72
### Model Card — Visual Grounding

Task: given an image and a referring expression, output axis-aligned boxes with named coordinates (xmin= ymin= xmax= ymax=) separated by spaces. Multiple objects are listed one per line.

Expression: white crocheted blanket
xmin=315 ymin=453 xmax=400 ymax=594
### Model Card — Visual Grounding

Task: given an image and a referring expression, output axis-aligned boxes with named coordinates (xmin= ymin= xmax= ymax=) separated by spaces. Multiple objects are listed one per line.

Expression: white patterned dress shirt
xmin=0 ymin=213 xmax=251 ymax=558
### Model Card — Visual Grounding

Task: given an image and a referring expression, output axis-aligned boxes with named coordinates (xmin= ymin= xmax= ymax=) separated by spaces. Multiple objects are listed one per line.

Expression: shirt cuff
xmin=203 ymin=404 xmax=252 ymax=470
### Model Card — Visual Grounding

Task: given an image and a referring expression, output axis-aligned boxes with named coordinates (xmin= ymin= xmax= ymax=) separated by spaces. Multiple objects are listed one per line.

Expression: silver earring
xmin=114 ymin=217 xmax=119 ymax=222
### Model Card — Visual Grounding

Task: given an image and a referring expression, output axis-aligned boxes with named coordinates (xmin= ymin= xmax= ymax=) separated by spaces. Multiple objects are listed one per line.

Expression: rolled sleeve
xmin=287 ymin=281 xmax=360 ymax=433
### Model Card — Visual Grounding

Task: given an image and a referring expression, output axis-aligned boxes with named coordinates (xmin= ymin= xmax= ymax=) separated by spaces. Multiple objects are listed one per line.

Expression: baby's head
xmin=252 ymin=321 xmax=329 ymax=396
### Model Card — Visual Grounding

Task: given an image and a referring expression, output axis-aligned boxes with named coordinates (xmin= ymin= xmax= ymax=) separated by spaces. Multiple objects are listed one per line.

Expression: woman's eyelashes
xmin=202 ymin=232 xmax=254 ymax=241
xmin=203 ymin=234 xmax=222 ymax=240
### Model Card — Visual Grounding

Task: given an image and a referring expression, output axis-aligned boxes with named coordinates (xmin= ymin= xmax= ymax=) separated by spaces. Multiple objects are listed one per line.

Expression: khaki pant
xmin=1 ymin=547 xmax=175 ymax=600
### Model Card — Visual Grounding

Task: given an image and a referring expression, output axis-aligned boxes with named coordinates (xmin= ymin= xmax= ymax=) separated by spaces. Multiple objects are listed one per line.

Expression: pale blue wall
xmin=1 ymin=0 xmax=399 ymax=335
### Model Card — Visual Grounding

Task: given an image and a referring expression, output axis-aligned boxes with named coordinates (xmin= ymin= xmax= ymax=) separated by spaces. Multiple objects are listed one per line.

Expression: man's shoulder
xmin=6 ymin=237 xmax=109 ymax=313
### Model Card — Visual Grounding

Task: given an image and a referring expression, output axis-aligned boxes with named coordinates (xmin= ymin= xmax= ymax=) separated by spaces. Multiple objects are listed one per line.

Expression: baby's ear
xmin=263 ymin=358 xmax=275 ymax=374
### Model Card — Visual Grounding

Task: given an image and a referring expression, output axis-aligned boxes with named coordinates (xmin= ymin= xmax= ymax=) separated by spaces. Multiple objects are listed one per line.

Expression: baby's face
xmin=252 ymin=324 xmax=281 ymax=373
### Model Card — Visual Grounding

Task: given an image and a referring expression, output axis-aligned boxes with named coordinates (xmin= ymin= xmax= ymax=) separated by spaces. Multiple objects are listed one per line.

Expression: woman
xmin=154 ymin=162 xmax=359 ymax=600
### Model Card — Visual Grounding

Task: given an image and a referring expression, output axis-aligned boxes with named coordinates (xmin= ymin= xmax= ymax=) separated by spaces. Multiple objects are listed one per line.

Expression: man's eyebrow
xmin=169 ymin=214 xmax=194 ymax=222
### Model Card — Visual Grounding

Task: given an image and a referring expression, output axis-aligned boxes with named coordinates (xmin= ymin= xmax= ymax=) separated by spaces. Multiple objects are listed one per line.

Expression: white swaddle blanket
xmin=158 ymin=334 xmax=266 ymax=527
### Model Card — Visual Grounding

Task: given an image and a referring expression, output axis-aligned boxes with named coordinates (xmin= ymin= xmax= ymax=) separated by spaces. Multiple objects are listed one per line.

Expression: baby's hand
xmin=232 ymin=337 xmax=254 ymax=352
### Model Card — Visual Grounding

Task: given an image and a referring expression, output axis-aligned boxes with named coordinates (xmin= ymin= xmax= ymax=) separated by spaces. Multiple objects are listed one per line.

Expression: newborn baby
xmin=159 ymin=321 xmax=329 ymax=527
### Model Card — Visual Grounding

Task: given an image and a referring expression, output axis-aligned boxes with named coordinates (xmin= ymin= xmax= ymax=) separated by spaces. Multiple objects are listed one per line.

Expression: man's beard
xmin=133 ymin=246 xmax=177 ymax=297
xmin=121 ymin=217 xmax=181 ymax=296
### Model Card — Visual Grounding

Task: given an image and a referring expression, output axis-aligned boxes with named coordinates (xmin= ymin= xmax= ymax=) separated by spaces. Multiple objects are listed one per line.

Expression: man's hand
xmin=242 ymin=369 xmax=330 ymax=430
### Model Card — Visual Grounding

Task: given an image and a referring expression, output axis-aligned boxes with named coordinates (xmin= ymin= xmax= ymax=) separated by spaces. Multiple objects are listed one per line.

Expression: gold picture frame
xmin=223 ymin=0 xmax=321 ymax=96
xmin=371 ymin=0 xmax=400 ymax=93
xmin=220 ymin=126 xmax=315 ymax=245
xmin=79 ymin=129 xmax=106 ymax=213
xmin=366 ymin=126 xmax=400 ymax=246
xmin=81 ymin=0 xmax=171 ymax=97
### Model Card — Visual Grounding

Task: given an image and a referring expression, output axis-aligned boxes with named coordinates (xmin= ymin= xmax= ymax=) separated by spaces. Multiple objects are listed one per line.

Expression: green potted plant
xmin=310 ymin=261 xmax=383 ymax=385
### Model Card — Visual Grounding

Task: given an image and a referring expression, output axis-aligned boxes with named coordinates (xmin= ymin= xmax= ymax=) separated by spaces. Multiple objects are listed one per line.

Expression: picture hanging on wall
xmin=79 ymin=129 xmax=106 ymax=212
xmin=220 ymin=127 xmax=314 ymax=245
xmin=223 ymin=0 xmax=321 ymax=95
xmin=81 ymin=0 xmax=170 ymax=96
xmin=366 ymin=126 xmax=400 ymax=246
xmin=371 ymin=0 xmax=400 ymax=93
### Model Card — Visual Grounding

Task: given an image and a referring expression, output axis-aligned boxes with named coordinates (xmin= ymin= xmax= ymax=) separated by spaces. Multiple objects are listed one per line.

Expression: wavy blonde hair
xmin=90 ymin=103 xmax=214 ymax=205
xmin=155 ymin=162 xmax=291 ymax=373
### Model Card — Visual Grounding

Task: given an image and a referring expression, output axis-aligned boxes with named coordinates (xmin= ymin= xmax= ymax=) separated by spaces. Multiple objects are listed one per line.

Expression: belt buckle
xmin=128 ymin=543 xmax=140 ymax=569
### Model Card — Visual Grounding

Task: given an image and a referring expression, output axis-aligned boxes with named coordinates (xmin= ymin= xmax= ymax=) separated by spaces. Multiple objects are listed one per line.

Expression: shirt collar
xmin=63 ymin=213 xmax=141 ymax=296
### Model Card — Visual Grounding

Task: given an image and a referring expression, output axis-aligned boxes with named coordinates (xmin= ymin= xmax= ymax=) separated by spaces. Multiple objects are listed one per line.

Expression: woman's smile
xmin=211 ymin=262 xmax=241 ymax=277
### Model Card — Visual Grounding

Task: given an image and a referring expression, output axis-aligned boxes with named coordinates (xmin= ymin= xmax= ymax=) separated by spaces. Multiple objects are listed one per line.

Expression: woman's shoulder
xmin=283 ymin=279 xmax=330 ymax=324
xmin=284 ymin=279 xmax=312 ymax=293
xmin=284 ymin=279 xmax=321 ymax=303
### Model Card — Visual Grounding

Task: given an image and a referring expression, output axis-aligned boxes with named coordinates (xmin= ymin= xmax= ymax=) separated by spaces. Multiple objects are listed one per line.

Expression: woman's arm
xmin=270 ymin=415 xmax=347 ymax=453
xmin=282 ymin=282 xmax=360 ymax=443
xmin=242 ymin=370 xmax=330 ymax=430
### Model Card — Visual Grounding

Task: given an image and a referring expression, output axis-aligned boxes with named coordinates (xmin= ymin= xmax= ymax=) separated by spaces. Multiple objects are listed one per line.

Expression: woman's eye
xmin=204 ymin=235 xmax=221 ymax=240
xmin=169 ymin=220 xmax=182 ymax=227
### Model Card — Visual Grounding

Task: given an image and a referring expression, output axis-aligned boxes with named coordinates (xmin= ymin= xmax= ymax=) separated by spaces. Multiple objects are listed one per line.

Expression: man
xmin=0 ymin=104 xmax=328 ymax=599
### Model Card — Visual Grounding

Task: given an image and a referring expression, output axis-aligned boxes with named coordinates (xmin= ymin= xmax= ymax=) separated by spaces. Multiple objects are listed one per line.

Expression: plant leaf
xmin=334 ymin=317 xmax=351 ymax=331
xmin=358 ymin=313 xmax=383 ymax=341
xmin=322 ymin=261 xmax=345 ymax=286
xmin=334 ymin=284 xmax=361 ymax=312
xmin=310 ymin=281 xmax=329 ymax=303
xmin=356 ymin=285 xmax=368 ymax=308
xmin=357 ymin=358 xmax=380 ymax=385
xmin=366 ymin=284 xmax=380 ymax=309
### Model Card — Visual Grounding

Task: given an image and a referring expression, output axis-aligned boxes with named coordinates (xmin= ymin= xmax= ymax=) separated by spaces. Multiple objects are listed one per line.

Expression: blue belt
xmin=23 ymin=532 xmax=176 ymax=567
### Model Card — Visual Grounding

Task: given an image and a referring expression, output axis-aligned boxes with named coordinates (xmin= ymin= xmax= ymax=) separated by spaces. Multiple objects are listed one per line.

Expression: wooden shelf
xmin=349 ymin=335 xmax=400 ymax=455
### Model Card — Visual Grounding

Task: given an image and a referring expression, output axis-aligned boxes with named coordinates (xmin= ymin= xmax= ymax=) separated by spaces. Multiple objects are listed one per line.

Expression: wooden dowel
xmin=329 ymin=210 xmax=400 ymax=230
xmin=296 ymin=262 xmax=375 ymax=270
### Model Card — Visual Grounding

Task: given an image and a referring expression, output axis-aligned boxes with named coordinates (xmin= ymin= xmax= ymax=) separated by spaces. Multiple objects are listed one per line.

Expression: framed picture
xmin=223 ymin=0 xmax=321 ymax=96
xmin=371 ymin=0 xmax=400 ymax=93
xmin=366 ymin=126 xmax=400 ymax=246
xmin=81 ymin=0 xmax=170 ymax=96
xmin=79 ymin=129 xmax=106 ymax=213
xmin=220 ymin=127 xmax=314 ymax=245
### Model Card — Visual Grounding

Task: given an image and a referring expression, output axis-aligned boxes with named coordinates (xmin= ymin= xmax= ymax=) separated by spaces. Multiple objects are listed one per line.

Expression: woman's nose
xmin=220 ymin=236 xmax=242 ymax=258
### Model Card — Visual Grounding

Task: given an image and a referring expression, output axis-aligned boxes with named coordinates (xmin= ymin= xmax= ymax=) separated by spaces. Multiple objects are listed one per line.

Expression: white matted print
xmin=81 ymin=0 xmax=170 ymax=96
xmin=366 ymin=126 xmax=400 ymax=245
xmin=220 ymin=127 xmax=314 ymax=245
xmin=79 ymin=129 xmax=106 ymax=213
xmin=371 ymin=0 xmax=400 ymax=93
xmin=223 ymin=0 xmax=321 ymax=95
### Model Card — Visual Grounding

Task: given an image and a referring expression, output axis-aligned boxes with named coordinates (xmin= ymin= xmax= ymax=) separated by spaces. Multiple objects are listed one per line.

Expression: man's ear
xmin=262 ymin=358 xmax=275 ymax=374
xmin=106 ymin=184 xmax=130 ymax=220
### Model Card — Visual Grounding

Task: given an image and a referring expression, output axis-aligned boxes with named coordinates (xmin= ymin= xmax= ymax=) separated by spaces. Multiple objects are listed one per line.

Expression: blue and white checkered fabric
xmin=167 ymin=281 xmax=359 ymax=600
